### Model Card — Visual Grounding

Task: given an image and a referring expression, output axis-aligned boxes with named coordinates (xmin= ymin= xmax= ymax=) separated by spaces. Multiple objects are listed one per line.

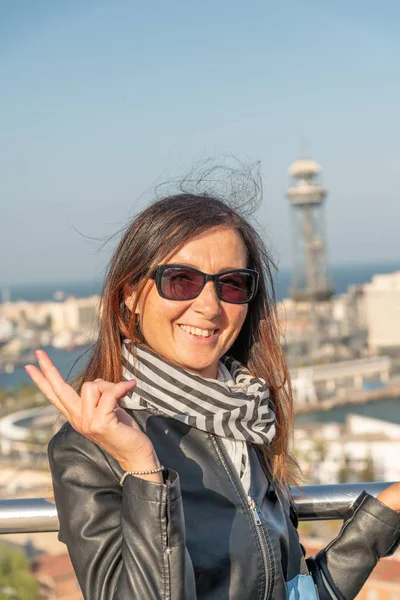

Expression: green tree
xmin=0 ymin=544 xmax=39 ymax=600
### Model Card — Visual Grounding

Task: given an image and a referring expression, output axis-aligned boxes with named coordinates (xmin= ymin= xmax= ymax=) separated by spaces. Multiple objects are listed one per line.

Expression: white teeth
xmin=179 ymin=325 xmax=216 ymax=337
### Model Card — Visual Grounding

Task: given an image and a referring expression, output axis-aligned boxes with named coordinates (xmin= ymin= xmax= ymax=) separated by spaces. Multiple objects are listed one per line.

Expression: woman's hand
xmin=25 ymin=350 xmax=163 ymax=483
xmin=376 ymin=483 xmax=400 ymax=513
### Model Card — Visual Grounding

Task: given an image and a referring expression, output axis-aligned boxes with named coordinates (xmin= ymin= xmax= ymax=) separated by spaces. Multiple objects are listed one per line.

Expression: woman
xmin=25 ymin=193 xmax=400 ymax=600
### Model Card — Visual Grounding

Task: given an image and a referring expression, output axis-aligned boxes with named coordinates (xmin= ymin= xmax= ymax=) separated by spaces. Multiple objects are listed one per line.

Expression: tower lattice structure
xmin=287 ymin=158 xmax=334 ymax=356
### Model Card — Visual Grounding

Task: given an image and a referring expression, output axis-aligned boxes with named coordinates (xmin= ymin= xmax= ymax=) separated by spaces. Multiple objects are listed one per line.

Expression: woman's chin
xmin=174 ymin=351 xmax=219 ymax=379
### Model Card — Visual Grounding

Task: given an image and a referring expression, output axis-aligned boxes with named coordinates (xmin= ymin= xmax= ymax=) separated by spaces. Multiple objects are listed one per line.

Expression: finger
xmin=95 ymin=380 xmax=136 ymax=415
xmin=80 ymin=380 xmax=135 ymax=419
xmin=80 ymin=381 xmax=103 ymax=426
xmin=24 ymin=364 xmax=71 ymax=418
xmin=34 ymin=350 xmax=78 ymax=405
xmin=84 ymin=379 xmax=135 ymax=412
xmin=33 ymin=350 xmax=81 ymax=418
xmin=94 ymin=379 xmax=136 ymax=394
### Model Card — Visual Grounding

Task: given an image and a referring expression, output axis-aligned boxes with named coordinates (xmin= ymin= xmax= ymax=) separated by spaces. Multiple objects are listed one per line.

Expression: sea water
xmin=5 ymin=261 xmax=400 ymax=303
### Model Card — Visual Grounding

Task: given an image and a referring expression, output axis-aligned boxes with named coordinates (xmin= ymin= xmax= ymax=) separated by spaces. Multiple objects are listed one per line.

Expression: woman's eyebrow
xmin=167 ymin=261 xmax=245 ymax=272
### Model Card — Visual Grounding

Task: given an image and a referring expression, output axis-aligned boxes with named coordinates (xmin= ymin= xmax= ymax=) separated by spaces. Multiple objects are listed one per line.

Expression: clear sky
xmin=1 ymin=0 xmax=399 ymax=284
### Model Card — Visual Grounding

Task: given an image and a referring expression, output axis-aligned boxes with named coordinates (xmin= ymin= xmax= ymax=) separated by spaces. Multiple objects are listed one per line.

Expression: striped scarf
xmin=120 ymin=342 xmax=276 ymax=447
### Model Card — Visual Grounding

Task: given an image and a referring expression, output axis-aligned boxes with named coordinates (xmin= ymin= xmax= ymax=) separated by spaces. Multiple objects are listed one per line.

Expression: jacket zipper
xmin=164 ymin=480 xmax=172 ymax=600
xmin=210 ymin=435 xmax=274 ymax=600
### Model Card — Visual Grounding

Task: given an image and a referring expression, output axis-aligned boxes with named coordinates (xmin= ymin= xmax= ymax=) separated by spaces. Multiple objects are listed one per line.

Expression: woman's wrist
xmin=119 ymin=449 xmax=164 ymax=484
xmin=126 ymin=470 xmax=164 ymax=484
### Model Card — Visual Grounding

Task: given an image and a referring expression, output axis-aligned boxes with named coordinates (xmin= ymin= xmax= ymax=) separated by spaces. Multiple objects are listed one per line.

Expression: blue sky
xmin=1 ymin=0 xmax=400 ymax=284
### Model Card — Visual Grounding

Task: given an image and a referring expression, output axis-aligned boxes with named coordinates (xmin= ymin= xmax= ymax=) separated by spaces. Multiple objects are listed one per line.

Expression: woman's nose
xmin=191 ymin=281 xmax=222 ymax=317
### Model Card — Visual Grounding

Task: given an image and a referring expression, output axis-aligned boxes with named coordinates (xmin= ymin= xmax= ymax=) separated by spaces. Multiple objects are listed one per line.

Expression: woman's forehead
xmin=165 ymin=227 xmax=247 ymax=270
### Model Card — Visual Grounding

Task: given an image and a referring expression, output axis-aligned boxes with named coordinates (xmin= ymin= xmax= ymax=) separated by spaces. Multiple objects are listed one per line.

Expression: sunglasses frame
xmin=149 ymin=264 xmax=259 ymax=304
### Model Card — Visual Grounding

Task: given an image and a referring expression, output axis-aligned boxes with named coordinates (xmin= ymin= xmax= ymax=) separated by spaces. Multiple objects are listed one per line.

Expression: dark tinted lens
xmin=218 ymin=272 xmax=255 ymax=303
xmin=160 ymin=267 xmax=204 ymax=299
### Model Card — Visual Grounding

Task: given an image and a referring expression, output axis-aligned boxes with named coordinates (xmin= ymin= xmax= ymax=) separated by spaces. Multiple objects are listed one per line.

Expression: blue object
xmin=286 ymin=575 xmax=320 ymax=599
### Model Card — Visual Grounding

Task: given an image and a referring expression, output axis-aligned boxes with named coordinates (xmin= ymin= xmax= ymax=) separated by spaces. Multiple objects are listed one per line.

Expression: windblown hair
xmin=78 ymin=192 xmax=300 ymax=486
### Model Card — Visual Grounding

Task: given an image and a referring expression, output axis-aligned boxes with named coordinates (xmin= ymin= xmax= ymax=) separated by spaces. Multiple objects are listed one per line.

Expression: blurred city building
xmin=0 ymin=295 xmax=99 ymax=355
xmin=32 ymin=553 xmax=83 ymax=600
xmin=291 ymin=356 xmax=391 ymax=406
xmin=364 ymin=271 xmax=400 ymax=353
xmin=294 ymin=415 xmax=400 ymax=484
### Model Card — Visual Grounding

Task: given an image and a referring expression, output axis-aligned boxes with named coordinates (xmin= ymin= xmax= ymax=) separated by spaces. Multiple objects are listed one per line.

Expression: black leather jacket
xmin=49 ymin=409 xmax=400 ymax=600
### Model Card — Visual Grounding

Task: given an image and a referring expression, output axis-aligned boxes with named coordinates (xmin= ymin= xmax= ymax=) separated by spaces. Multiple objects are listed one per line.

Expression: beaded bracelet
xmin=120 ymin=466 xmax=165 ymax=487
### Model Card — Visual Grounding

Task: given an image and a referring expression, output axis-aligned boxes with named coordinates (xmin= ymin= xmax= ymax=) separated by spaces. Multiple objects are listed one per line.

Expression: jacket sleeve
xmin=305 ymin=491 xmax=400 ymax=600
xmin=48 ymin=424 xmax=197 ymax=600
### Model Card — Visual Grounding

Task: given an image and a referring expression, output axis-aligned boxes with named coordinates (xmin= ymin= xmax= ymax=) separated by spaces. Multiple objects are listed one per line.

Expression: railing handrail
xmin=0 ymin=482 xmax=394 ymax=534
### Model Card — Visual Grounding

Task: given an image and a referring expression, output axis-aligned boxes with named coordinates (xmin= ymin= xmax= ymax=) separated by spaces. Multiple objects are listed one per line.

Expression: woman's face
xmin=127 ymin=227 xmax=249 ymax=378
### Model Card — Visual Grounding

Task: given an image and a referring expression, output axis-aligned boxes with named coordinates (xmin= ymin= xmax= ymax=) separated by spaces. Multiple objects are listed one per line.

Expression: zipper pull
xmin=248 ymin=496 xmax=262 ymax=525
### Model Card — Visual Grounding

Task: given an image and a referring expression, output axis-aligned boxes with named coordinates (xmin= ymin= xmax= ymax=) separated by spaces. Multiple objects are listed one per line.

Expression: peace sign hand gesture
xmin=25 ymin=350 xmax=163 ymax=483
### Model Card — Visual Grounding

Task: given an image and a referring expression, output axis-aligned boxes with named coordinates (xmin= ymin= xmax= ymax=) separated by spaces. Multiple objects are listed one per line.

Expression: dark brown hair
xmin=78 ymin=193 xmax=299 ymax=485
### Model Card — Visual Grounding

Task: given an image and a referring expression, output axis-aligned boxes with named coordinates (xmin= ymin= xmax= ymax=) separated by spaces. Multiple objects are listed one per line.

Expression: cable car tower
xmin=287 ymin=158 xmax=334 ymax=355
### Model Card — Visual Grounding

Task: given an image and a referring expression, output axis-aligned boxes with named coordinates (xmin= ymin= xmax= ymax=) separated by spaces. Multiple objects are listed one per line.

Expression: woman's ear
xmin=123 ymin=284 xmax=138 ymax=313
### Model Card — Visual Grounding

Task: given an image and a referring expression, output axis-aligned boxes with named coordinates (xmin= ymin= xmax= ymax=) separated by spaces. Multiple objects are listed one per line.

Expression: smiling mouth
xmin=178 ymin=325 xmax=217 ymax=338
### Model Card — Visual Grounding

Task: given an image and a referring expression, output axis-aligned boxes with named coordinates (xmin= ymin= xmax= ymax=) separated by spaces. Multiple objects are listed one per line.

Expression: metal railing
xmin=0 ymin=482 xmax=394 ymax=534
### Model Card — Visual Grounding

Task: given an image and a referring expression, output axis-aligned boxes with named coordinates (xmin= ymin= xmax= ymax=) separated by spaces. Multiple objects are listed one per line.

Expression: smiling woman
xmin=24 ymin=191 xmax=400 ymax=600
xmin=124 ymin=227 xmax=250 ymax=379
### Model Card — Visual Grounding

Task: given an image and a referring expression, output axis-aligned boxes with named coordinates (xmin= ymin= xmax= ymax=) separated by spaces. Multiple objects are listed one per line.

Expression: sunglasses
xmin=149 ymin=264 xmax=259 ymax=304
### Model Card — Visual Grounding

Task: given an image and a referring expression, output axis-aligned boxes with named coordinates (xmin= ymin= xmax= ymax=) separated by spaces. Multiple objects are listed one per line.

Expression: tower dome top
xmin=288 ymin=158 xmax=321 ymax=177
